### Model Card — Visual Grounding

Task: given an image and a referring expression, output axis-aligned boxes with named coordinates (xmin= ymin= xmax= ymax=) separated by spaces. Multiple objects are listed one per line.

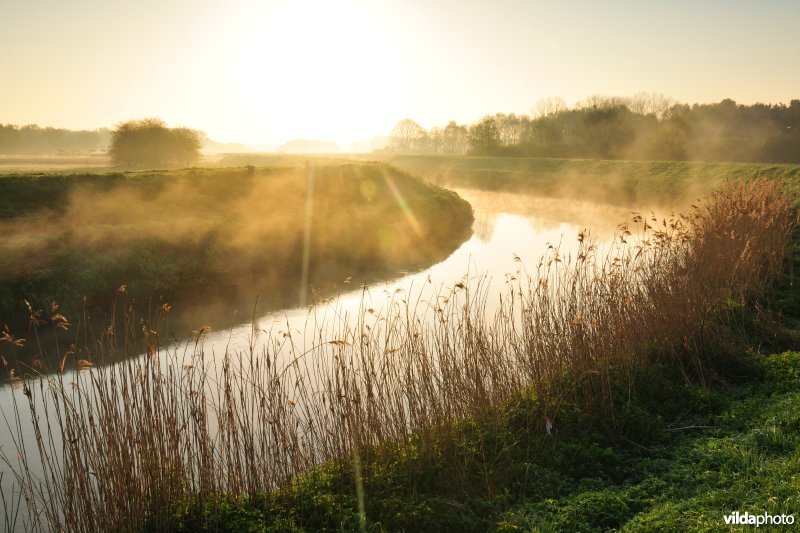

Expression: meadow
xmin=376 ymin=154 xmax=800 ymax=207
xmin=217 ymin=152 xmax=800 ymax=207
xmin=1 ymin=155 xmax=798 ymax=531
xmin=0 ymin=155 xmax=112 ymax=174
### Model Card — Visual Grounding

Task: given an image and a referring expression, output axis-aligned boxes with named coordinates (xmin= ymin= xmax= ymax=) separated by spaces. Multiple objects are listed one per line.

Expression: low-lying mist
xmin=377 ymin=155 xmax=800 ymax=213
xmin=0 ymin=163 xmax=473 ymax=340
xmin=457 ymin=188 xmax=646 ymax=243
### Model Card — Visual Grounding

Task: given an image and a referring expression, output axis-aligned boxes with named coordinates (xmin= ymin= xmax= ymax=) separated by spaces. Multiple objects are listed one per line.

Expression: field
xmin=1 ymin=157 xmax=799 ymax=531
xmin=0 ymin=155 xmax=112 ymax=173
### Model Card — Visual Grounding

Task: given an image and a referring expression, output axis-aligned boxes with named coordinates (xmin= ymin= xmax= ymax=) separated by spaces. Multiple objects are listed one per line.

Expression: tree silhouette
xmin=468 ymin=116 xmax=500 ymax=155
xmin=389 ymin=119 xmax=425 ymax=152
xmin=388 ymin=96 xmax=800 ymax=163
xmin=109 ymin=118 xmax=201 ymax=168
xmin=0 ymin=123 xmax=109 ymax=154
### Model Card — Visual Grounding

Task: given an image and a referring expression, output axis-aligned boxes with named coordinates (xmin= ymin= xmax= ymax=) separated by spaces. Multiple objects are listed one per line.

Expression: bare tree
xmin=468 ymin=115 xmax=500 ymax=154
xmin=533 ymin=96 xmax=566 ymax=118
xmin=495 ymin=113 xmax=527 ymax=146
xmin=389 ymin=119 xmax=426 ymax=152
xmin=579 ymin=94 xmax=630 ymax=110
xmin=442 ymin=121 xmax=469 ymax=154
xmin=629 ymin=92 xmax=675 ymax=119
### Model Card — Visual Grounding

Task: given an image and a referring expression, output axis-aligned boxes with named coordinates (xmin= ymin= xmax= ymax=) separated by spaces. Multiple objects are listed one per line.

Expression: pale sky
xmin=1 ymin=0 xmax=798 ymax=147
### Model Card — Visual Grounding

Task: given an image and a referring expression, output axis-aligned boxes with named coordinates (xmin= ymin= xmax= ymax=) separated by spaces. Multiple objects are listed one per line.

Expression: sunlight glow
xmin=1 ymin=0 xmax=798 ymax=147
xmin=300 ymin=162 xmax=315 ymax=306
xmin=223 ymin=0 xmax=403 ymax=146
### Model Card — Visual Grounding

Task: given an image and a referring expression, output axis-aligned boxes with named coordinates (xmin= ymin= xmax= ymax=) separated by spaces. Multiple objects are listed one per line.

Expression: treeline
xmin=387 ymin=94 xmax=800 ymax=163
xmin=0 ymin=124 xmax=111 ymax=155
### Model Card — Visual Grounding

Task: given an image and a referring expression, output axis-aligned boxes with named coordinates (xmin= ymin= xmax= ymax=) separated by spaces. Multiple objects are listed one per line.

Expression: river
xmin=0 ymin=187 xmax=636 ymax=529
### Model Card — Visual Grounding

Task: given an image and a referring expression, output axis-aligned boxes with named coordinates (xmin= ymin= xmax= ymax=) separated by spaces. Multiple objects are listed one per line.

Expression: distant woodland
xmin=388 ymin=95 xmax=800 ymax=163
xmin=3 ymin=95 xmax=799 ymax=163
xmin=0 ymin=123 xmax=228 ymax=160
xmin=0 ymin=124 xmax=111 ymax=155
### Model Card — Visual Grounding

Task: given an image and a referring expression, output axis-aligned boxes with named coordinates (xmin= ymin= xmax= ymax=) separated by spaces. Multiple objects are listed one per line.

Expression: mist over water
xmin=150 ymin=188 xmax=640 ymax=362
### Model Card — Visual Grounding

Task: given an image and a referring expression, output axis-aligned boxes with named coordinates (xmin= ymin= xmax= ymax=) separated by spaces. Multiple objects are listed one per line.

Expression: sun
xmin=222 ymin=0 xmax=404 ymax=146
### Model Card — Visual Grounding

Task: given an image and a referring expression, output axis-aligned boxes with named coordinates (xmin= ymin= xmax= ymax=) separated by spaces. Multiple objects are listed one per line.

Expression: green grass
xmin=137 ymin=152 xmax=800 ymax=209
xmin=157 ymin=350 xmax=800 ymax=532
xmin=0 ymin=155 xmax=112 ymax=174
xmin=374 ymin=154 xmax=800 ymax=208
xmin=166 ymin=358 xmax=800 ymax=532
xmin=498 ymin=352 xmax=800 ymax=532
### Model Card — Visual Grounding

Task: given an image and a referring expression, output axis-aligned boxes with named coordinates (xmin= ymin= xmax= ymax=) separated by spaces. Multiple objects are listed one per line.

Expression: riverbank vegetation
xmin=1 ymin=176 xmax=796 ymax=531
xmin=0 ymin=161 xmax=473 ymax=358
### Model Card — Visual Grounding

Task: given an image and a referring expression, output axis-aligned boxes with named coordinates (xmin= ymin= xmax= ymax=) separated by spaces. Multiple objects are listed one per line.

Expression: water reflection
xmin=193 ymin=189 xmax=634 ymax=359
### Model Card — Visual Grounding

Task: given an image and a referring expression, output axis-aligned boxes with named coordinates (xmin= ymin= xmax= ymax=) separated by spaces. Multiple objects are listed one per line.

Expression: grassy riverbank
xmin=169 ymin=352 xmax=800 ymax=532
xmin=3 ymin=175 xmax=796 ymax=531
xmin=180 ymin=350 xmax=800 ymax=532
xmin=376 ymin=154 xmax=800 ymax=208
xmin=159 ymin=240 xmax=800 ymax=532
xmin=0 ymin=161 xmax=473 ymax=347
xmin=217 ymin=152 xmax=800 ymax=207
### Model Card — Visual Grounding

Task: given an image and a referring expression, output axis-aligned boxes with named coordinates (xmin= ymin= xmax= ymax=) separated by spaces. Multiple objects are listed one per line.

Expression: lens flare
xmin=383 ymin=174 xmax=422 ymax=237
xmin=299 ymin=161 xmax=315 ymax=307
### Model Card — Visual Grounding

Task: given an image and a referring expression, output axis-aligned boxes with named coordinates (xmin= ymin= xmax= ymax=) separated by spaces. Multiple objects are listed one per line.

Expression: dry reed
xmin=0 ymin=178 xmax=796 ymax=531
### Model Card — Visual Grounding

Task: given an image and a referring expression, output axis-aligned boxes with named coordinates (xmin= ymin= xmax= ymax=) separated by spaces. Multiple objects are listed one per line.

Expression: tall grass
xmin=0 ymin=178 xmax=795 ymax=531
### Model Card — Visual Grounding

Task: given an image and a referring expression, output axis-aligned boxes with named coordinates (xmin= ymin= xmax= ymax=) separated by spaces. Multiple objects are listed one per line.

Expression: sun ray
xmin=299 ymin=161 xmax=315 ymax=306
xmin=383 ymin=174 xmax=422 ymax=237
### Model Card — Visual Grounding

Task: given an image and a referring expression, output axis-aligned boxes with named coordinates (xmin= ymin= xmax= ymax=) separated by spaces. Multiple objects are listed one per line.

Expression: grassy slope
xmin=376 ymin=154 xmax=800 ymax=208
xmin=172 ymin=152 xmax=800 ymax=208
xmin=0 ymin=161 xmax=473 ymax=340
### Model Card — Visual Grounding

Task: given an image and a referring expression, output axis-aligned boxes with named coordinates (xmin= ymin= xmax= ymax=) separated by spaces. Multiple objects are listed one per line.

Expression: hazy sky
xmin=1 ymin=0 xmax=798 ymax=147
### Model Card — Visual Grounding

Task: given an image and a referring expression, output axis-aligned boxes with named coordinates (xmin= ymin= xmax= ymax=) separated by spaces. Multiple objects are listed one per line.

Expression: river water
xmin=0 ymin=187 xmax=636 ymax=528
xmin=187 ymin=188 xmax=632 ymax=356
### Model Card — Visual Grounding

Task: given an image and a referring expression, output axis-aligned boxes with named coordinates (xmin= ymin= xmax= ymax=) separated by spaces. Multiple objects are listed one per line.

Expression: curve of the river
xmin=0 ymin=187 xmax=639 ymax=529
